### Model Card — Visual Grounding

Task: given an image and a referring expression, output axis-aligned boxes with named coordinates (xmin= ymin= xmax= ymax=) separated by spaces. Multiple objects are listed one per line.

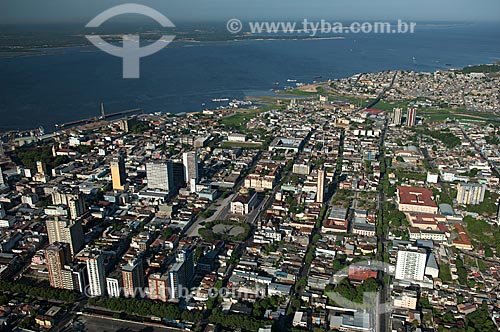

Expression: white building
xmin=392 ymin=107 xmax=402 ymax=126
xmin=84 ymin=250 xmax=106 ymax=297
xmin=106 ymin=272 xmax=122 ymax=298
xmin=426 ymin=171 xmax=439 ymax=184
xmin=146 ymin=161 xmax=173 ymax=192
xmin=230 ymin=192 xmax=259 ymax=215
xmin=0 ymin=167 xmax=4 ymax=186
xmin=393 ymin=291 xmax=418 ymax=310
xmin=292 ymin=163 xmax=310 ymax=176
xmin=395 ymin=250 xmax=427 ymax=282
xmin=182 ymin=151 xmax=199 ymax=190
xmin=228 ymin=133 xmax=247 ymax=142
xmin=456 ymin=182 xmax=486 ymax=205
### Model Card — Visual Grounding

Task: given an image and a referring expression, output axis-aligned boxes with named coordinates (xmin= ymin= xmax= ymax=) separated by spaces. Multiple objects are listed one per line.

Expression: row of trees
xmin=89 ymin=297 xmax=205 ymax=324
xmin=209 ymin=308 xmax=268 ymax=331
xmin=0 ymin=280 xmax=77 ymax=302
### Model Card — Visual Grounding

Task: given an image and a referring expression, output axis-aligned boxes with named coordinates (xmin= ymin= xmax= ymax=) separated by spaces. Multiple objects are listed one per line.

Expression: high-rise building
xmin=316 ymin=169 xmax=325 ymax=203
xmin=496 ymin=200 xmax=500 ymax=226
xmin=172 ymin=162 xmax=185 ymax=190
xmin=46 ymin=218 xmax=84 ymax=257
xmin=168 ymin=247 xmax=194 ymax=300
xmin=148 ymin=273 xmax=169 ymax=302
xmin=182 ymin=151 xmax=199 ymax=190
xmin=392 ymin=108 xmax=402 ymax=126
xmin=111 ymin=154 xmax=126 ymax=191
xmin=36 ymin=161 xmax=47 ymax=175
xmin=81 ymin=249 xmax=106 ymax=297
xmin=106 ymin=270 xmax=123 ymax=298
xmin=45 ymin=242 xmax=87 ymax=292
xmin=0 ymin=142 xmax=4 ymax=158
xmin=116 ymin=118 xmax=129 ymax=133
xmin=0 ymin=203 xmax=5 ymax=219
xmin=61 ymin=264 xmax=87 ymax=293
xmin=395 ymin=250 xmax=427 ymax=282
xmin=0 ymin=167 xmax=4 ymax=186
xmin=406 ymin=108 xmax=417 ymax=127
xmin=51 ymin=187 xmax=86 ymax=220
xmin=45 ymin=242 xmax=71 ymax=289
xmin=146 ymin=161 xmax=174 ymax=193
xmin=122 ymin=258 xmax=144 ymax=298
xmin=456 ymin=183 xmax=486 ymax=205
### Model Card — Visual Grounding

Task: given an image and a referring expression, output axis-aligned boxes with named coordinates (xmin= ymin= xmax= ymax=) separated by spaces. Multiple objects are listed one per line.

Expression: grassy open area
xmin=279 ymin=87 xmax=325 ymax=96
xmin=372 ymin=100 xmax=410 ymax=111
xmin=220 ymin=141 xmax=263 ymax=149
xmin=420 ymin=107 xmax=499 ymax=123
xmin=333 ymin=94 xmax=371 ymax=107
xmin=221 ymin=108 xmax=266 ymax=131
xmin=463 ymin=215 xmax=500 ymax=248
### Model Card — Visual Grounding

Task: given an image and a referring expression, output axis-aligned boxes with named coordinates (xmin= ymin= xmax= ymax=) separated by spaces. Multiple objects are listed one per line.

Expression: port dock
xmin=55 ymin=107 xmax=142 ymax=129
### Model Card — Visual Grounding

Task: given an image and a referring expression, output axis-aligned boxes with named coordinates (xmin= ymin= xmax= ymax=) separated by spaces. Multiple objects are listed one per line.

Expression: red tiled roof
xmin=348 ymin=266 xmax=378 ymax=281
xmin=453 ymin=224 xmax=473 ymax=247
xmin=397 ymin=186 xmax=437 ymax=207
xmin=364 ymin=108 xmax=384 ymax=115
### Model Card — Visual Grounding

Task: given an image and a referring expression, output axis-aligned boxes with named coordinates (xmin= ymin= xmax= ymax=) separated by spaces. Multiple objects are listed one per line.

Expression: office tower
xmin=0 ymin=203 xmax=5 ymax=219
xmin=36 ymin=161 xmax=47 ymax=175
xmin=106 ymin=270 xmax=123 ymax=298
xmin=182 ymin=151 xmax=199 ymax=189
xmin=51 ymin=187 xmax=86 ymax=220
xmin=45 ymin=242 xmax=71 ymax=289
xmin=61 ymin=264 xmax=87 ymax=293
xmin=395 ymin=250 xmax=427 ymax=282
xmin=172 ymin=162 xmax=185 ymax=191
xmin=122 ymin=258 xmax=144 ymax=298
xmin=168 ymin=247 xmax=194 ymax=300
xmin=456 ymin=183 xmax=486 ymax=205
xmin=46 ymin=218 xmax=84 ymax=258
xmin=82 ymin=249 xmax=106 ymax=297
xmin=148 ymin=273 xmax=169 ymax=302
xmin=0 ymin=167 xmax=4 ymax=186
xmin=316 ymin=169 xmax=325 ymax=203
xmin=111 ymin=154 xmax=126 ymax=191
xmin=0 ymin=142 xmax=4 ymax=158
xmin=392 ymin=108 xmax=402 ymax=125
xmin=146 ymin=161 xmax=174 ymax=192
xmin=406 ymin=108 xmax=416 ymax=127
xmin=115 ymin=118 xmax=130 ymax=132
xmin=497 ymin=200 xmax=500 ymax=226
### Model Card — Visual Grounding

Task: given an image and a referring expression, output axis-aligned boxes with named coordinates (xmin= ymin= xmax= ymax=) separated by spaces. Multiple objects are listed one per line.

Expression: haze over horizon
xmin=1 ymin=0 xmax=500 ymax=24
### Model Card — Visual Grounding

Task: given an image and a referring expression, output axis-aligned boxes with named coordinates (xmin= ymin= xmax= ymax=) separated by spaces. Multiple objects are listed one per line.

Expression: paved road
xmin=74 ymin=314 xmax=180 ymax=332
xmin=185 ymin=192 xmax=237 ymax=237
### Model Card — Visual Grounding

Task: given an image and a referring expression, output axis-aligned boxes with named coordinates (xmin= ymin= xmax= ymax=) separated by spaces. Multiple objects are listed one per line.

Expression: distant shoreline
xmin=1 ymin=61 xmax=499 ymax=137
xmin=0 ymin=36 xmax=346 ymax=59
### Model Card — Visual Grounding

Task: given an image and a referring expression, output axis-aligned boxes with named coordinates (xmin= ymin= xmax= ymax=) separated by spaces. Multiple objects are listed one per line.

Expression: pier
xmin=55 ymin=107 xmax=142 ymax=129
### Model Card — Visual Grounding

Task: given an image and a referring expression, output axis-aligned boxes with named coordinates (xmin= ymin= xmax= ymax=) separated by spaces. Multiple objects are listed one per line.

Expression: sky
xmin=1 ymin=0 xmax=500 ymax=24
